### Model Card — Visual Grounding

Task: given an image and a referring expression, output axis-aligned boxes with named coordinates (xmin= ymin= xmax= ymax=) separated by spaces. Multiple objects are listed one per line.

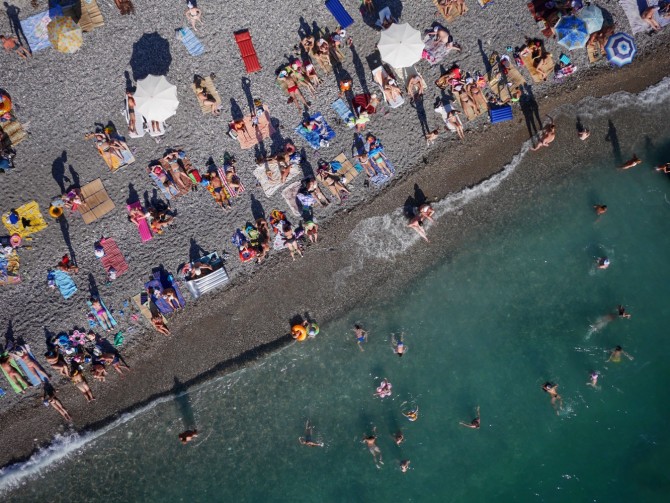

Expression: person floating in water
xmin=619 ymin=154 xmax=642 ymax=170
xmin=594 ymin=204 xmax=607 ymax=216
xmin=542 ymin=382 xmax=563 ymax=414
xmin=608 ymin=345 xmax=634 ymax=363
xmin=298 ymin=420 xmax=324 ymax=447
xmin=353 ymin=324 xmax=368 ymax=351
xmin=393 ymin=431 xmax=404 ymax=446
xmin=655 ymin=162 xmax=670 ymax=174
xmin=586 ymin=371 xmax=600 ymax=388
xmin=597 ymin=257 xmax=610 ymax=269
xmin=179 ymin=429 xmax=198 ymax=444
xmin=391 ymin=333 xmax=406 ymax=358
xmin=459 ymin=406 xmax=481 ymax=429
xmin=362 ymin=427 xmax=383 ymax=467
xmin=402 ymin=405 xmax=419 ymax=422
xmin=400 ymin=459 xmax=411 ymax=473
xmin=617 ymin=305 xmax=631 ymax=319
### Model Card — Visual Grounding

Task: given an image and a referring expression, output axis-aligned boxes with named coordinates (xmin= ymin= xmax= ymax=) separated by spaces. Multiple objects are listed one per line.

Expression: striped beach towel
xmin=217 ymin=166 xmax=245 ymax=198
xmin=100 ymin=238 xmax=129 ymax=278
xmin=178 ymin=27 xmax=204 ymax=56
xmin=331 ymin=99 xmax=355 ymax=128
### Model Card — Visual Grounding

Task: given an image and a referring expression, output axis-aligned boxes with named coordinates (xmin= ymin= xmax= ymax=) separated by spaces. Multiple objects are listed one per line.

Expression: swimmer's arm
xmin=623 ymin=351 xmax=634 ymax=360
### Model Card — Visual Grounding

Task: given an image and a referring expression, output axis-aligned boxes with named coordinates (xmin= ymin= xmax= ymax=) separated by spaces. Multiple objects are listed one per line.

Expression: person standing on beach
xmin=353 ymin=324 xmax=368 ymax=351
xmin=459 ymin=406 xmax=481 ymax=429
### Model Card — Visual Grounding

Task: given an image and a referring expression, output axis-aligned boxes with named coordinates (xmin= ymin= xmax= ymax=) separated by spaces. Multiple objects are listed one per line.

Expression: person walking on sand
xmin=459 ymin=406 xmax=481 ymax=429
xmin=179 ymin=429 xmax=198 ymax=444
xmin=362 ymin=427 xmax=383 ymax=467
xmin=299 ymin=420 xmax=324 ymax=447
xmin=354 ymin=324 xmax=368 ymax=351
xmin=185 ymin=2 xmax=203 ymax=31
xmin=542 ymin=382 xmax=562 ymax=414
xmin=619 ymin=155 xmax=642 ymax=170
xmin=608 ymin=345 xmax=634 ymax=363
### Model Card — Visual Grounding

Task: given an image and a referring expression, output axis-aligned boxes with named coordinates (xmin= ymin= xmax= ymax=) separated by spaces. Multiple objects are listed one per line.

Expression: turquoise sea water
xmin=3 ymin=85 xmax=670 ymax=502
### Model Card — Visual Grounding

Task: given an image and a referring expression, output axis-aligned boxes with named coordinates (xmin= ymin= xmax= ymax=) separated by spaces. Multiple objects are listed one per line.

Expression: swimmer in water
xmin=619 ymin=154 xmax=642 ymax=170
xmin=391 ymin=333 xmax=406 ymax=358
xmin=353 ymin=324 xmax=368 ymax=352
xmin=542 ymin=382 xmax=563 ymax=414
xmin=362 ymin=427 xmax=383 ymax=467
xmin=655 ymin=162 xmax=670 ymax=174
xmin=587 ymin=371 xmax=600 ymax=388
xmin=594 ymin=204 xmax=607 ymax=216
xmin=597 ymin=257 xmax=610 ymax=269
xmin=393 ymin=431 xmax=405 ymax=446
xmin=299 ymin=420 xmax=324 ymax=447
xmin=617 ymin=305 xmax=631 ymax=319
xmin=402 ymin=405 xmax=419 ymax=422
xmin=400 ymin=459 xmax=411 ymax=473
xmin=179 ymin=429 xmax=198 ymax=444
xmin=607 ymin=345 xmax=634 ymax=363
xmin=459 ymin=406 xmax=481 ymax=429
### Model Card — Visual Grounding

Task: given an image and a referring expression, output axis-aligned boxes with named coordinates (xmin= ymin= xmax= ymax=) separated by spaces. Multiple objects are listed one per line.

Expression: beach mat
xmin=433 ymin=0 xmax=469 ymax=22
xmin=587 ymin=41 xmax=604 ymax=63
xmin=253 ymin=160 xmax=301 ymax=198
xmin=132 ymin=293 xmax=166 ymax=324
xmin=519 ymin=50 xmax=555 ymax=82
xmin=100 ymin=237 xmax=128 ymax=278
xmin=234 ymin=29 xmax=262 ymax=73
xmin=326 ymin=0 xmax=355 ymax=28
xmin=177 ymin=27 xmax=204 ymax=56
xmin=234 ymin=109 xmax=275 ymax=149
xmin=487 ymin=66 xmax=526 ymax=103
xmin=51 ymin=269 xmax=77 ymax=300
xmin=191 ymin=76 xmax=221 ymax=114
xmin=96 ymin=137 xmax=135 ymax=172
xmin=159 ymin=158 xmax=194 ymax=195
xmin=127 ymin=202 xmax=153 ymax=242
xmin=281 ymin=181 xmax=302 ymax=217
xmin=217 ymin=166 xmax=245 ymax=198
xmin=0 ymin=248 xmax=20 ymax=285
xmin=294 ymin=113 xmax=336 ymax=150
xmin=0 ymin=357 xmax=29 ymax=393
xmin=88 ymin=298 xmax=117 ymax=328
xmin=79 ymin=178 xmax=115 ymax=224
xmin=0 ymin=116 xmax=27 ymax=146
xmin=331 ymin=153 xmax=362 ymax=185
xmin=331 ymin=99 xmax=355 ymax=128
xmin=77 ymin=0 xmax=104 ymax=32
xmin=2 ymin=201 xmax=47 ymax=238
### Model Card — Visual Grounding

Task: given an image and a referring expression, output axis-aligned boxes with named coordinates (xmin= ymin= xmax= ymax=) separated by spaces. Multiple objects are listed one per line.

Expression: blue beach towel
xmin=14 ymin=358 xmax=43 ymax=386
xmin=367 ymin=148 xmax=396 ymax=188
xmin=50 ymin=270 xmax=77 ymax=300
xmin=87 ymin=298 xmax=117 ymax=328
xmin=148 ymin=169 xmax=177 ymax=200
xmin=295 ymin=113 xmax=336 ymax=150
xmin=325 ymin=0 xmax=354 ymax=28
xmin=331 ymin=99 xmax=356 ymax=128
xmin=20 ymin=6 xmax=63 ymax=52
xmin=177 ymin=27 xmax=204 ymax=56
xmin=145 ymin=271 xmax=186 ymax=315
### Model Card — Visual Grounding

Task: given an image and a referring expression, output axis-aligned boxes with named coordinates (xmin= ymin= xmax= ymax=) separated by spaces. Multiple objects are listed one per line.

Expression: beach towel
xmin=587 ymin=40 xmax=605 ymax=63
xmin=50 ymin=269 xmax=77 ymax=299
xmin=253 ymin=160 xmax=301 ymax=198
xmin=372 ymin=66 xmax=405 ymax=109
xmin=478 ymin=0 xmax=495 ymax=6
xmin=177 ymin=27 xmax=204 ymax=56
xmin=158 ymin=158 xmax=194 ymax=196
xmin=433 ymin=0 xmax=469 ymax=22
xmin=0 ymin=248 xmax=20 ymax=286
xmin=331 ymin=98 xmax=356 ymax=128
xmin=331 ymin=153 xmax=362 ymax=185
xmin=422 ymin=35 xmax=453 ymax=65
xmin=127 ymin=202 xmax=153 ymax=242
xmin=124 ymin=94 xmax=145 ymax=138
xmin=519 ymin=50 xmax=555 ymax=83
xmin=95 ymin=136 xmax=135 ymax=171
xmin=295 ymin=113 xmax=336 ymax=150
xmin=191 ymin=76 xmax=221 ymax=115
xmin=77 ymin=0 xmax=104 ymax=32
xmin=217 ymin=166 xmax=245 ymax=198
xmin=2 ymin=201 xmax=47 ymax=238
xmin=145 ymin=271 xmax=186 ymax=315
xmin=146 ymin=165 xmax=178 ymax=200
xmin=0 ymin=356 xmax=29 ymax=393
xmin=20 ymin=6 xmax=63 ymax=52
xmin=281 ymin=181 xmax=302 ymax=217
xmin=486 ymin=64 xmax=526 ymax=103
xmin=99 ymin=237 xmax=129 ymax=278
xmin=326 ymin=0 xmax=355 ymax=28
xmin=79 ymin=178 xmax=115 ymax=224
xmin=0 ymin=114 xmax=27 ymax=147
xmin=11 ymin=346 xmax=48 ymax=386
xmin=88 ymin=298 xmax=117 ymax=328
xmin=132 ymin=293 xmax=165 ymax=324
xmin=234 ymin=29 xmax=262 ymax=73
xmin=489 ymin=105 xmax=513 ymax=124
xmin=233 ymin=108 xmax=275 ymax=149
xmin=367 ymin=150 xmax=396 ymax=188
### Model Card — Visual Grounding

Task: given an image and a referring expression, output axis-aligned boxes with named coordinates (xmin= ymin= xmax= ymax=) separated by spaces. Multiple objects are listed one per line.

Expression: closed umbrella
xmin=604 ymin=32 xmax=636 ymax=67
xmin=578 ymin=4 xmax=604 ymax=34
xmin=555 ymin=16 xmax=589 ymax=50
xmin=47 ymin=16 xmax=82 ymax=54
xmin=134 ymin=75 xmax=179 ymax=122
xmin=378 ymin=23 xmax=424 ymax=68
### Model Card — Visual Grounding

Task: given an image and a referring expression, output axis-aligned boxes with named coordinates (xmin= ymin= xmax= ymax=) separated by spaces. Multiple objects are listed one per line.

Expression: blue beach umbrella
xmin=555 ymin=16 xmax=589 ymax=50
xmin=578 ymin=4 xmax=604 ymax=34
xmin=604 ymin=32 xmax=637 ymax=67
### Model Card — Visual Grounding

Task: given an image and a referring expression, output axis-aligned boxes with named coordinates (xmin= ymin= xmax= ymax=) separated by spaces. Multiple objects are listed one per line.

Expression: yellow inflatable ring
xmin=49 ymin=205 xmax=63 ymax=219
xmin=291 ymin=324 xmax=307 ymax=342
xmin=0 ymin=92 xmax=12 ymax=115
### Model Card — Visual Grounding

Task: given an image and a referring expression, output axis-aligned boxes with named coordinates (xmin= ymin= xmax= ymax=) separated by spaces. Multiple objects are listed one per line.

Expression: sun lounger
xmin=99 ymin=237 xmax=129 ymax=278
xmin=295 ymin=113 xmax=336 ymax=150
xmin=2 ymin=201 xmax=47 ymax=238
xmin=177 ymin=26 xmax=204 ymax=56
xmin=145 ymin=270 xmax=186 ymax=315
xmin=0 ymin=356 xmax=29 ymax=393
xmin=0 ymin=248 xmax=20 ymax=286
xmin=331 ymin=99 xmax=356 ymax=128
xmin=253 ymin=159 xmax=301 ymax=198
xmin=519 ymin=50 xmax=555 ymax=83
xmin=49 ymin=269 xmax=77 ymax=300
xmin=281 ymin=181 xmax=302 ymax=217
xmin=0 ymin=114 xmax=27 ymax=147
xmin=183 ymin=252 xmax=229 ymax=299
xmin=191 ymin=76 xmax=221 ymax=115
xmin=87 ymin=297 xmax=117 ymax=328
xmin=326 ymin=0 xmax=355 ymax=28
xmin=234 ymin=29 xmax=262 ymax=73
xmin=123 ymin=94 xmax=145 ymax=138
xmin=77 ymin=0 xmax=104 ymax=32
xmin=127 ymin=202 xmax=153 ymax=242
xmin=147 ymin=122 xmax=166 ymax=138
xmin=78 ymin=178 xmax=115 ymax=224
xmin=372 ymin=66 xmax=405 ymax=109
xmin=433 ymin=0 xmax=469 ymax=22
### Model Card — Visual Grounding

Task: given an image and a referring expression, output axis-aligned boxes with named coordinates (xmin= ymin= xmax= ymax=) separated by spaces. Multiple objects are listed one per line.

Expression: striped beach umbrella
xmin=555 ymin=16 xmax=589 ymax=50
xmin=47 ymin=16 xmax=83 ymax=54
xmin=604 ymin=32 xmax=636 ymax=67
xmin=578 ymin=4 xmax=604 ymax=34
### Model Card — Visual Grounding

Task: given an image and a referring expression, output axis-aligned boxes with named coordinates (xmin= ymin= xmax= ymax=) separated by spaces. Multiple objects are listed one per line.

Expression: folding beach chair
xmin=177 ymin=27 xmax=204 ymax=56
xmin=127 ymin=202 xmax=153 ymax=242
xmin=325 ymin=0 xmax=354 ymax=28
xmin=331 ymin=98 xmax=356 ymax=128
xmin=234 ymin=30 xmax=262 ymax=74
xmin=79 ymin=178 xmax=115 ymax=224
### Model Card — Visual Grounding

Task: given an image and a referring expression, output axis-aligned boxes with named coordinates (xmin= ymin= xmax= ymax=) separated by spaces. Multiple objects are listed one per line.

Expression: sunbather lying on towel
xmin=382 ymin=76 xmax=403 ymax=105
xmin=446 ymin=110 xmax=465 ymax=140
xmin=305 ymin=176 xmax=330 ymax=206
xmin=152 ymin=314 xmax=170 ymax=336
xmin=163 ymin=150 xmax=195 ymax=191
xmin=365 ymin=134 xmax=393 ymax=176
xmin=128 ymin=205 xmax=149 ymax=230
xmin=45 ymin=349 xmax=69 ymax=377
xmin=317 ymin=165 xmax=350 ymax=204
xmin=149 ymin=206 xmax=175 ymax=232
xmin=425 ymin=24 xmax=461 ymax=52
xmin=56 ymin=254 xmax=78 ymax=273
xmin=85 ymin=132 xmax=126 ymax=163
xmin=436 ymin=0 xmax=466 ymax=18
xmin=0 ymin=351 xmax=30 ymax=393
xmin=155 ymin=287 xmax=182 ymax=311
xmin=195 ymin=85 xmax=221 ymax=116
xmin=314 ymin=39 xmax=333 ymax=73
xmin=91 ymin=297 xmax=115 ymax=331
xmin=43 ymin=380 xmax=72 ymax=422
xmin=278 ymin=71 xmax=310 ymax=111
xmin=204 ymin=172 xmax=232 ymax=209
xmin=86 ymin=331 xmax=130 ymax=377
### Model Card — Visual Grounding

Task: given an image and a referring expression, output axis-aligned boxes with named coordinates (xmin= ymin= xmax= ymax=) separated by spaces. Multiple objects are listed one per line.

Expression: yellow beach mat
xmin=587 ymin=42 xmax=603 ymax=64
xmin=132 ymin=293 xmax=166 ymax=324
xmin=0 ymin=116 xmax=27 ymax=147
xmin=2 ymin=201 xmax=47 ymax=238
xmin=332 ymin=153 xmax=360 ymax=185
xmin=191 ymin=76 xmax=221 ymax=115
xmin=79 ymin=178 xmax=115 ymax=224
xmin=519 ymin=50 xmax=555 ymax=83
xmin=433 ymin=0 xmax=469 ymax=22
xmin=77 ymin=0 xmax=104 ymax=32
xmin=97 ymin=140 xmax=135 ymax=172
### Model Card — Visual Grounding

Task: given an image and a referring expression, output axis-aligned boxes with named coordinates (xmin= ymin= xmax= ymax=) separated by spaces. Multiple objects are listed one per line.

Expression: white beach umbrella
xmin=378 ymin=23 xmax=424 ymax=68
xmin=134 ymin=75 xmax=179 ymax=122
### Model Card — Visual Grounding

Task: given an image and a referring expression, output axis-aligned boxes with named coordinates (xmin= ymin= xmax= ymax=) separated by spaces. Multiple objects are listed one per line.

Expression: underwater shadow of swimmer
xmin=172 ymin=377 xmax=196 ymax=429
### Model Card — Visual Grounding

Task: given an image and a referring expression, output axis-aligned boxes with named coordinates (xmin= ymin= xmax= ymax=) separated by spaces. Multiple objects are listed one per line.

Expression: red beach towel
xmin=100 ymin=237 xmax=129 ymax=277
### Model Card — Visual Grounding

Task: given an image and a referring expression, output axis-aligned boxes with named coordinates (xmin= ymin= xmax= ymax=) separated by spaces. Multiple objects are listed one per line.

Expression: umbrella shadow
xmin=130 ymin=32 xmax=172 ymax=81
